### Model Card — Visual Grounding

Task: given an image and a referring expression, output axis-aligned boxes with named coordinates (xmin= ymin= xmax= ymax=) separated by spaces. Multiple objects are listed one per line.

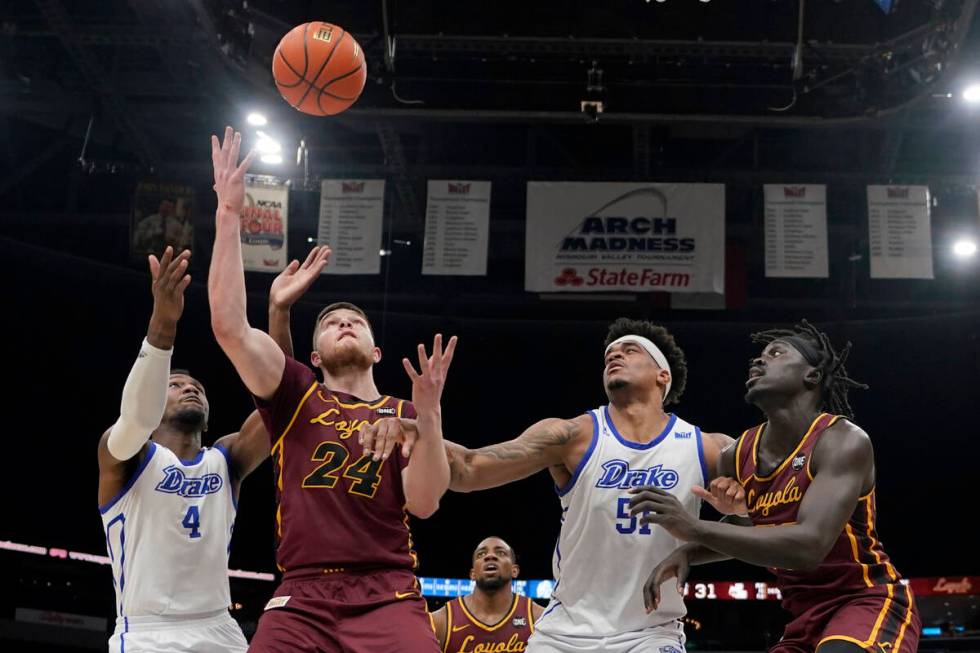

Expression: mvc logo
xmin=554 ymin=268 xmax=584 ymax=287
xmin=783 ymin=186 xmax=806 ymax=198
xmin=886 ymin=186 xmax=909 ymax=199
xmin=342 ymin=181 xmax=365 ymax=193
xmin=448 ymin=182 xmax=471 ymax=194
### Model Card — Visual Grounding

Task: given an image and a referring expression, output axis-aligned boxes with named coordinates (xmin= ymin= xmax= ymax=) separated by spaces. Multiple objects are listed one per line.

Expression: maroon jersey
xmin=443 ymin=595 xmax=536 ymax=653
xmin=256 ymin=356 xmax=418 ymax=574
xmin=736 ymin=413 xmax=903 ymax=616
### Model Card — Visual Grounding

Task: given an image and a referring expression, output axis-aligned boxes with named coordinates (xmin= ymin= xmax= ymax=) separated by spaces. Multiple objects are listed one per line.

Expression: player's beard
xmin=173 ymin=407 xmax=207 ymax=432
xmin=475 ymin=575 xmax=511 ymax=591
xmin=320 ymin=340 xmax=374 ymax=375
xmin=606 ymin=377 xmax=629 ymax=392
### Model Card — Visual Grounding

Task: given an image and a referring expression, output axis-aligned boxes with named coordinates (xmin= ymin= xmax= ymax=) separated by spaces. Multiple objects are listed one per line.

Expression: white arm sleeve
xmin=106 ymin=338 xmax=173 ymax=461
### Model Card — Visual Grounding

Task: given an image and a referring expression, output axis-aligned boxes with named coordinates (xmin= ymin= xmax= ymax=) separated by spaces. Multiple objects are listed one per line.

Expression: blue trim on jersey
xmin=213 ymin=444 xmax=239 ymax=511
xmin=695 ymin=426 xmax=710 ymax=487
xmin=105 ymin=513 xmax=127 ymax=617
xmin=99 ymin=443 xmax=158 ymax=514
xmin=121 ymin=616 xmax=128 ymax=652
xmin=555 ymin=412 xmax=599 ymax=497
xmin=539 ymin=599 xmax=562 ymax=621
xmin=604 ymin=406 xmax=677 ymax=450
xmin=179 ymin=448 xmax=206 ymax=466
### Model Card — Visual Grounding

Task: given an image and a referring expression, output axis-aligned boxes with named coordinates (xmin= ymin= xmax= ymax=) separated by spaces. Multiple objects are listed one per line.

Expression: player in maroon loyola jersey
xmin=635 ymin=320 xmax=919 ymax=653
xmin=207 ymin=126 xmax=456 ymax=652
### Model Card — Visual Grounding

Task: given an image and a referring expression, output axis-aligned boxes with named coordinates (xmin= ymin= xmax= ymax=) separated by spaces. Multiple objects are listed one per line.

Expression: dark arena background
xmin=2 ymin=0 xmax=979 ymax=651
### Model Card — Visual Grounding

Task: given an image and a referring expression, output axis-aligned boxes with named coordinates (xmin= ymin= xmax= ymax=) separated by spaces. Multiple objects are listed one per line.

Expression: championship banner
xmin=318 ymin=179 xmax=385 ymax=275
xmin=131 ymin=181 xmax=194 ymax=257
xmin=764 ymin=184 xmax=829 ymax=278
xmin=867 ymin=185 xmax=934 ymax=279
xmin=422 ymin=180 xmax=491 ymax=276
xmin=241 ymin=180 xmax=288 ymax=272
xmin=525 ymin=182 xmax=725 ymax=293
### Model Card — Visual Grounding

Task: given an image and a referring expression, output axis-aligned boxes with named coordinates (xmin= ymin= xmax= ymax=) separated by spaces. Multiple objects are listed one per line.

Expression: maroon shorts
xmin=771 ymin=583 xmax=920 ymax=653
xmin=248 ymin=568 xmax=439 ymax=653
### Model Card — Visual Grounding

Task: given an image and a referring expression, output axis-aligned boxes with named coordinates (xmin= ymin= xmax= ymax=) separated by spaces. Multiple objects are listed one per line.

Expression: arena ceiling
xmin=3 ymin=0 xmax=980 ymax=317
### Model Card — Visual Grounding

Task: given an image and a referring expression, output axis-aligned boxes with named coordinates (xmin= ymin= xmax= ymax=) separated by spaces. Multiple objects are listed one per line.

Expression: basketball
xmin=272 ymin=22 xmax=366 ymax=116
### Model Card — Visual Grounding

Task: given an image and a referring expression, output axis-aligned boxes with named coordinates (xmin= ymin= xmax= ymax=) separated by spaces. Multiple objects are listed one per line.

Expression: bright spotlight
xmin=247 ymin=112 xmax=268 ymax=126
xmin=260 ymin=154 xmax=283 ymax=164
xmin=952 ymin=238 xmax=978 ymax=258
xmin=255 ymin=130 xmax=282 ymax=154
xmin=963 ymin=84 xmax=980 ymax=103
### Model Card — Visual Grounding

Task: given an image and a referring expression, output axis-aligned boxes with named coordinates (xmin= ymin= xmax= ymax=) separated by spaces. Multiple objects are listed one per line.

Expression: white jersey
xmin=536 ymin=407 xmax=707 ymax=638
xmin=99 ymin=442 xmax=237 ymax=619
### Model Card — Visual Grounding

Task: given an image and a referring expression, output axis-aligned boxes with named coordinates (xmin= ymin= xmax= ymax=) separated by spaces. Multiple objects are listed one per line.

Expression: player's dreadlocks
xmin=604 ymin=318 xmax=688 ymax=405
xmin=751 ymin=319 xmax=868 ymax=419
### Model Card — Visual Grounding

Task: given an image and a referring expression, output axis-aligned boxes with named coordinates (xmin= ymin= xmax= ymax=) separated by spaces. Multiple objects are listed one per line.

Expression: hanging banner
xmin=764 ymin=184 xmax=829 ymax=278
xmin=525 ymin=182 xmax=725 ymax=293
xmin=318 ymin=179 xmax=385 ymax=275
xmin=867 ymin=185 xmax=934 ymax=279
xmin=131 ymin=181 xmax=194 ymax=258
xmin=422 ymin=180 xmax=491 ymax=276
xmin=241 ymin=181 xmax=288 ymax=272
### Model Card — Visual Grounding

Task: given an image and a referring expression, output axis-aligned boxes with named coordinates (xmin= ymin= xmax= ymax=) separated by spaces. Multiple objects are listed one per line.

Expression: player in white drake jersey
xmin=96 ymin=247 xmax=282 ymax=653
xmin=361 ymin=317 xmax=747 ymax=652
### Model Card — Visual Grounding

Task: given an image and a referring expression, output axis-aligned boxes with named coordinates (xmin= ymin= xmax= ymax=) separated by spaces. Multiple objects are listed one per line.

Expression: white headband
xmin=605 ymin=335 xmax=673 ymax=400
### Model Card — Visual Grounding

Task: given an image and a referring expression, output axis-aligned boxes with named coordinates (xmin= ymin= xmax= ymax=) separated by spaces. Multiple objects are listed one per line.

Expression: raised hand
xmin=270 ymin=245 xmax=332 ymax=310
xmin=402 ymin=334 xmax=458 ymax=417
xmin=692 ymin=476 xmax=748 ymax=516
xmin=211 ymin=126 xmax=255 ymax=216
xmin=147 ymin=246 xmax=191 ymax=348
xmin=359 ymin=417 xmax=419 ymax=462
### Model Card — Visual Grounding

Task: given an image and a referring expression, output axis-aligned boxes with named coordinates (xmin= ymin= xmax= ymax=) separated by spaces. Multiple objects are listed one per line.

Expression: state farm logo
xmin=886 ymin=186 xmax=909 ymax=199
xmin=554 ymin=268 xmax=584 ymax=287
xmin=448 ymin=182 xmax=470 ymax=194
xmin=783 ymin=186 xmax=806 ymax=198
xmin=342 ymin=181 xmax=365 ymax=193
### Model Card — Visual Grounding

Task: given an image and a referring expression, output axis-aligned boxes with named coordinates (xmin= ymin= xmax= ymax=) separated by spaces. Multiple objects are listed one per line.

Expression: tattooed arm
xmin=445 ymin=414 xmax=593 ymax=493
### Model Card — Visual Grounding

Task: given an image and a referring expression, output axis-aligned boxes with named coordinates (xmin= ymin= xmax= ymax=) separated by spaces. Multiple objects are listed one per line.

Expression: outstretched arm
xmin=207 ymin=126 xmax=285 ymax=400
xmin=400 ymin=334 xmax=457 ymax=519
xmin=268 ymin=245 xmax=332 ymax=358
xmin=359 ymin=413 xmax=589 ymax=493
xmin=631 ymin=420 xmax=873 ymax=570
xmin=98 ymin=248 xmax=191 ymax=505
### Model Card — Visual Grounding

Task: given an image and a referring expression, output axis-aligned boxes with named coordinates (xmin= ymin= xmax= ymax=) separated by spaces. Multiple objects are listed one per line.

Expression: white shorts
xmin=108 ymin=610 xmax=248 ymax=653
xmin=527 ymin=620 xmax=686 ymax=653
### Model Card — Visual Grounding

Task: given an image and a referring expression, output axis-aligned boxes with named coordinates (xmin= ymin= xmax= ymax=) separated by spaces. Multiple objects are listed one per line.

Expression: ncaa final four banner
xmin=241 ymin=180 xmax=288 ymax=272
xmin=524 ymin=182 xmax=725 ymax=293
xmin=318 ymin=179 xmax=386 ymax=275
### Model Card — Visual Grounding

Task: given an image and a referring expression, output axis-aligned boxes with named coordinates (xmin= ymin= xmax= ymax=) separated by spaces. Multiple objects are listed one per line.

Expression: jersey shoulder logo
xmin=596 ymin=460 xmax=679 ymax=490
xmin=512 ymin=616 xmax=527 ymax=628
xmin=377 ymin=407 xmax=397 ymax=416
xmin=155 ymin=465 xmax=224 ymax=498
xmin=792 ymin=454 xmax=806 ymax=471
xmin=674 ymin=430 xmax=691 ymax=439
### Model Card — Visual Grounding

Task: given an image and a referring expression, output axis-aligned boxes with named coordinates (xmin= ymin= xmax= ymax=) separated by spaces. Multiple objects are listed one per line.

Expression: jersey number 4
xmin=301 ymin=441 xmax=383 ymax=498
xmin=182 ymin=505 xmax=202 ymax=539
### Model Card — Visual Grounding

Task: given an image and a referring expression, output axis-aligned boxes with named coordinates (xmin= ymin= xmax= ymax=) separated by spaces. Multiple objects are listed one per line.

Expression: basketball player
xmin=362 ymin=317 xmax=748 ymax=653
xmin=97 ymin=246 xmax=273 ymax=652
xmin=207 ymin=126 xmax=454 ymax=652
xmin=641 ymin=320 xmax=919 ymax=653
xmin=433 ymin=537 xmax=543 ymax=653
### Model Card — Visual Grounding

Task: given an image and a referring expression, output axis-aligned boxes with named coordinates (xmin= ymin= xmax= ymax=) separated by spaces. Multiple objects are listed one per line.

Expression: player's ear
xmin=511 ymin=564 xmax=520 ymax=579
xmin=311 ymin=350 xmax=321 ymax=367
xmin=372 ymin=346 xmax=382 ymax=364
xmin=469 ymin=568 xmax=476 ymax=581
xmin=804 ymin=366 xmax=823 ymax=388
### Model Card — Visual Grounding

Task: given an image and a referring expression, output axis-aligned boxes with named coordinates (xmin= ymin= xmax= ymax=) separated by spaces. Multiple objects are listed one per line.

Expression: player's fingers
xmin=177 ymin=274 xmax=192 ymax=293
xmin=402 ymin=357 xmax=420 ymax=381
xmin=282 ymin=259 xmax=300 ymax=275
xmin=370 ymin=420 xmax=390 ymax=460
xmin=300 ymin=246 xmax=319 ymax=269
xmin=148 ymin=255 xmax=160 ymax=281
xmin=431 ymin=334 xmax=443 ymax=376
xmin=233 ymin=148 xmax=255 ymax=178
xmin=166 ymin=258 xmax=190 ymax=291
xmin=416 ymin=343 xmax=428 ymax=375
xmin=691 ymin=486 xmax=712 ymax=501
xmin=401 ymin=425 xmax=418 ymax=458
xmin=319 ymin=246 xmax=332 ymax=264
xmin=442 ymin=335 xmax=458 ymax=372
xmin=359 ymin=421 xmax=377 ymax=452
xmin=380 ymin=427 xmax=398 ymax=462
xmin=166 ymin=250 xmax=190 ymax=282
xmin=220 ymin=126 xmax=233 ymax=164
xmin=159 ymin=245 xmax=174 ymax=271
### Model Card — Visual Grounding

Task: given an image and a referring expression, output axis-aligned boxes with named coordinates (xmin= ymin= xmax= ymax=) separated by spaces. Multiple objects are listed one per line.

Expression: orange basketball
xmin=272 ymin=22 xmax=367 ymax=116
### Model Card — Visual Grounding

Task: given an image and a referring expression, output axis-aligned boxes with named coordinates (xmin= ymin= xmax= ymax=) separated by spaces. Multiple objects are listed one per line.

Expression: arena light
xmin=255 ymin=131 xmax=282 ymax=155
xmin=246 ymin=112 xmax=268 ymax=126
xmin=260 ymin=154 xmax=283 ymax=164
xmin=963 ymin=84 xmax=980 ymax=103
xmin=952 ymin=238 xmax=978 ymax=258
